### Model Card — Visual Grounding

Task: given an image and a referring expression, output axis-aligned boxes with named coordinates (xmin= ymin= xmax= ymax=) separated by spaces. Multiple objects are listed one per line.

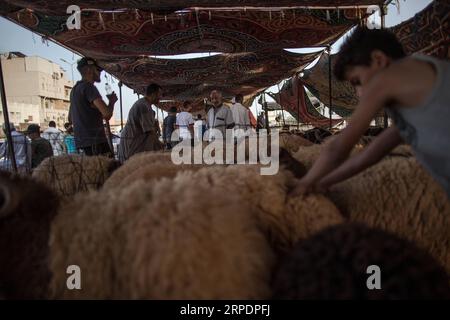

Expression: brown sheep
xmin=49 ymin=169 xmax=275 ymax=299
xmin=0 ymin=171 xmax=59 ymax=299
xmin=32 ymin=155 xmax=119 ymax=198
xmin=328 ymin=157 xmax=450 ymax=273
xmin=273 ymin=223 xmax=450 ymax=299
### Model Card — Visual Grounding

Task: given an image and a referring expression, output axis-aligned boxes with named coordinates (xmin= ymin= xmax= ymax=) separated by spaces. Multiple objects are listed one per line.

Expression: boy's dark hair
xmin=334 ymin=27 xmax=406 ymax=81
xmin=197 ymin=114 xmax=202 ymax=120
xmin=48 ymin=121 xmax=56 ymax=128
xmin=235 ymin=94 xmax=244 ymax=103
xmin=146 ymin=83 xmax=162 ymax=96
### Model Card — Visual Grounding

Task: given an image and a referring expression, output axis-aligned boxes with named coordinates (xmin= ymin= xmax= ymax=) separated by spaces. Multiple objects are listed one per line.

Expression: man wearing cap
xmin=26 ymin=124 xmax=53 ymax=169
xmin=69 ymin=57 xmax=117 ymax=156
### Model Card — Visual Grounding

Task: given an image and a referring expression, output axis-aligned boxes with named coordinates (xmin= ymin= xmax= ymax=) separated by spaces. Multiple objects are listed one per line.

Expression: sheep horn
xmin=0 ymin=183 xmax=19 ymax=219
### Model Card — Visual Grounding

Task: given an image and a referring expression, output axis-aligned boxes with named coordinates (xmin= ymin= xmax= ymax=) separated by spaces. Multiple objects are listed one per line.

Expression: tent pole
xmin=297 ymin=75 xmax=300 ymax=131
xmin=380 ymin=4 xmax=389 ymax=129
xmin=0 ymin=59 xmax=17 ymax=173
xmin=263 ymin=92 xmax=270 ymax=134
xmin=277 ymin=82 xmax=286 ymax=129
xmin=327 ymin=45 xmax=333 ymax=130
xmin=118 ymin=81 xmax=124 ymax=130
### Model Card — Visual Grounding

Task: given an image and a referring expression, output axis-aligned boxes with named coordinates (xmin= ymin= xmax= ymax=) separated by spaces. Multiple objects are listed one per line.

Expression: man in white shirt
xmin=176 ymin=101 xmax=194 ymax=141
xmin=230 ymin=93 xmax=250 ymax=141
xmin=42 ymin=121 xmax=65 ymax=156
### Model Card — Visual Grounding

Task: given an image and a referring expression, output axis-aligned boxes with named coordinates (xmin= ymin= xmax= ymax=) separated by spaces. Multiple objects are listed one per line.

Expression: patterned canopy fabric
xmin=0 ymin=0 xmax=388 ymax=113
xmin=300 ymin=0 xmax=449 ymax=117
xmin=1 ymin=1 xmax=386 ymax=15
xmin=302 ymin=53 xmax=357 ymax=117
xmin=98 ymin=50 xmax=318 ymax=100
xmin=271 ymin=75 xmax=342 ymax=127
xmin=1 ymin=6 xmax=365 ymax=56
xmin=391 ymin=0 xmax=449 ymax=59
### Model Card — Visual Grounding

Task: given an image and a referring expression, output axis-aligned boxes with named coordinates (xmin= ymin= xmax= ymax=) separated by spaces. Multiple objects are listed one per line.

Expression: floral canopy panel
xmin=391 ymin=0 xmax=449 ymax=59
xmin=301 ymin=0 xmax=449 ymax=117
xmin=98 ymin=50 xmax=318 ymax=101
xmin=0 ymin=0 xmax=386 ymax=111
xmin=302 ymin=53 xmax=357 ymax=118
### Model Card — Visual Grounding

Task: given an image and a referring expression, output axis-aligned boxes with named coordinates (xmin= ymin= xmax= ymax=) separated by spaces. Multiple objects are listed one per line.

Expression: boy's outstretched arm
xmin=291 ymin=70 xmax=396 ymax=196
xmin=316 ymin=126 xmax=403 ymax=190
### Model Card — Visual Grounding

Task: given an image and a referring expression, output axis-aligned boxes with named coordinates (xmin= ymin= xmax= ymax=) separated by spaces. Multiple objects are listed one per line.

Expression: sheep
xmin=49 ymin=168 xmax=276 ymax=299
xmin=0 ymin=170 xmax=59 ymax=299
xmin=103 ymin=144 xmax=340 ymax=251
xmin=32 ymin=154 xmax=120 ymax=198
xmin=103 ymin=138 xmax=306 ymax=191
xmin=279 ymin=133 xmax=313 ymax=154
xmin=272 ymin=223 xmax=450 ymax=299
xmin=328 ymin=157 xmax=450 ymax=273
xmin=292 ymin=140 xmax=413 ymax=170
xmin=102 ymin=151 xmax=174 ymax=190
xmin=49 ymin=160 xmax=343 ymax=299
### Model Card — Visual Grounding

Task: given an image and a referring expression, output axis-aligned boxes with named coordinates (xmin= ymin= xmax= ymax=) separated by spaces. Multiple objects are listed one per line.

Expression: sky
xmin=0 ymin=0 xmax=433 ymax=122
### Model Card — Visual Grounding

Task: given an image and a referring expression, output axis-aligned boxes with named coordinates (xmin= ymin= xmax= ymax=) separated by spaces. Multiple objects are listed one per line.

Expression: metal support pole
xmin=327 ymin=46 xmax=333 ymax=130
xmin=277 ymin=82 xmax=286 ymax=129
xmin=0 ymin=58 xmax=17 ymax=173
xmin=263 ymin=93 xmax=270 ymax=134
xmin=380 ymin=4 xmax=389 ymax=129
xmin=118 ymin=81 xmax=124 ymax=130
xmin=297 ymin=74 xmax=300 ymax=131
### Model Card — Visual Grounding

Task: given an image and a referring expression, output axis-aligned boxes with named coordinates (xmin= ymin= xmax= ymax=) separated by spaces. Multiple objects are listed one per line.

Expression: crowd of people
xmin=0 ymin=56 xmax=258 ymax=170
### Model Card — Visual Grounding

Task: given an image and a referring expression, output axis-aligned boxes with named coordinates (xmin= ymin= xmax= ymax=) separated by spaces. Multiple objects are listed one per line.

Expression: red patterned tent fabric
xmin=300 ymin=0 xmax=449 ymax=117
xmin=0 ymin=6 xmax=367 ymax=56
xmin=271 ymin=75 xmax=341 ymax=128
xmin=302 ymin=53 xmax=357 ymax=117
xmin=1 ymin=1 xmax=387 ymax=15
xmin=0 ymin=0 xmax=387 ymax=113
xmin=99 ymin=50 xmax=318 ymax=100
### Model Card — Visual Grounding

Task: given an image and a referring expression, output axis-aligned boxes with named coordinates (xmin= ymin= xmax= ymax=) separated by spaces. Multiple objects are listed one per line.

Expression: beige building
xmin=0 ymin=52 xmax=73 ymax=135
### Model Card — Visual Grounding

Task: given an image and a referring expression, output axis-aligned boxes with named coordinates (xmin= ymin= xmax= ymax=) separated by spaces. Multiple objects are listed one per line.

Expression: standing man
xmin=42 ymin=121 xmax=65 ymax=156
xmin=118 ymin=83 xmax=163 ymax=162
xmin=176 ymin=101 xmax=195 ymax=142
xmin=0 ymin=122 xmax=31 ymax=174
xmin=230 ymin=93 xmax=250 ymax=141
xmin=162 ymin=106 xmax=178 ymax=149
xmin=26 ymin=124 xmax=53 ymax=169
xmin=69 ymin=57 xmax=117 ymax=156
xmin=194 ymin=114 xmax=205 ymax=142
xmin=206 ymin=90 xmax=235 ymax=140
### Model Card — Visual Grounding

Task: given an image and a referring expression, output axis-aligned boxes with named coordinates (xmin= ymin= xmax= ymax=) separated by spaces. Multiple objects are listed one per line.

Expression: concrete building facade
xmin=0 ymin=52 xmax=73 ymax=135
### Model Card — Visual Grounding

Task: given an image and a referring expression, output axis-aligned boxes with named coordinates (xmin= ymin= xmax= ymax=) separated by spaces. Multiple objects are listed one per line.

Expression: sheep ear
xmin=0 ymin=183 xmax=19 ymax=219
xmin=279 ymin=147 xmax=307 ymax=179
